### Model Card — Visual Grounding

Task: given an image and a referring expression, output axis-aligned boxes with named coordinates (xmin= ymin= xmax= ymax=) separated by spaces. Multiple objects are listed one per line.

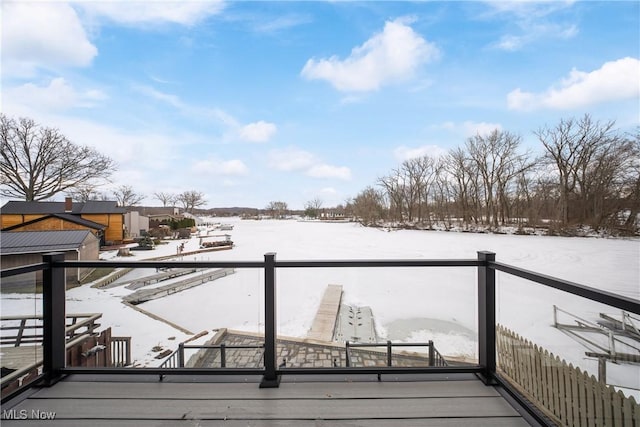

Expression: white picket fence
xmin=497 ymin=325 xmax=640 ymax=426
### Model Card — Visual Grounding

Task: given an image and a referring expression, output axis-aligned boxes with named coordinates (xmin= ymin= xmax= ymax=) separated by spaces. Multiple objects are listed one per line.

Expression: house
xmin=0 ymin=229 xmax=100 ymax=290
xmin=124 ymin=211 xmax=150 ymax=238
xmin=1 ymin=198 xmax=125 ymax=245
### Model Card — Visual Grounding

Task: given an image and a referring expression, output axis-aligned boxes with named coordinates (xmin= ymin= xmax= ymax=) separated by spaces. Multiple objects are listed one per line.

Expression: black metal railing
xmin=2 ymin=250 xmax=639 ymax=420
xmin=344 ymin=340 xmax=447 ymax=367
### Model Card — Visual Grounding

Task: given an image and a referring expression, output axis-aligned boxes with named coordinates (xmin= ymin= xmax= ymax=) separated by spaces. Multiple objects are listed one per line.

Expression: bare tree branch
xmin=0 ymin=115 xmax=117 ymax=201
xmin=112 ymin=185 xmax=145 ymax=207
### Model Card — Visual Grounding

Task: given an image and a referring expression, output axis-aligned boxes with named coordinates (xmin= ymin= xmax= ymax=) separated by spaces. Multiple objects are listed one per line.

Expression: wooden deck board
xmin=11 ymin=396 xmax=520 ymax=419
xmin=30 ymin=379 xmax=501 ymax=399
xmin=0 ymin=419 xmax=531 ymax=427
xmin=2 ymin=375 xmax=536 ymax=426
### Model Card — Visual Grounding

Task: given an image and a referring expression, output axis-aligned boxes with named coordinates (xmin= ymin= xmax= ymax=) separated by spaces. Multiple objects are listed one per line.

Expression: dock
xmin=123 ymin=268 xmax=235 ymax=305
xmin=126 ymin=268 xmax=202 ymax=290
xmin=334 ymin=304 xmax=378 ymax=343
xmin=306 ymin=284 xmax=343 ymax=342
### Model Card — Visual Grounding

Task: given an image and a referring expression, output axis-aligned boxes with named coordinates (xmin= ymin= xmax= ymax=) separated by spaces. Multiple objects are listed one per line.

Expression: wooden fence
xmin=497 ymin=325 xmax=640 ymax=426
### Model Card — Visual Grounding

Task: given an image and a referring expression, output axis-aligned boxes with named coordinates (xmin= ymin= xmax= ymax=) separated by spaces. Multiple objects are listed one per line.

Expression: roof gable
xmin=1 ymin=214 xmax=107 ymax=232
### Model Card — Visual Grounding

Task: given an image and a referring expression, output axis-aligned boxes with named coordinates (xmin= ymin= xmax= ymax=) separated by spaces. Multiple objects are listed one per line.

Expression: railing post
xmin=178 ymin=343 xmax=184 ymax=368
xmin=478 ymin=251 xmax=497 ymax=385
xmin=386 ymin=340 xmax=392 ymax=367
xmin=42 ymin=253 xmax=66 ymax=385
xmin=428 ymin=340 xmax=435 ymax=366
xmin=220 ymin=343 xmax=226 ymax=368
xmin=260 ymin=252 xmax=280 ymax=388
xmin=345 ymin=341 xmax=351 ymax=367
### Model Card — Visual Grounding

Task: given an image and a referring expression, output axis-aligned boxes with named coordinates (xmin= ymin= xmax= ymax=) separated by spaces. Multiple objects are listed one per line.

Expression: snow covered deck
xmin=1 ymin=373 xmax=538 ymax=426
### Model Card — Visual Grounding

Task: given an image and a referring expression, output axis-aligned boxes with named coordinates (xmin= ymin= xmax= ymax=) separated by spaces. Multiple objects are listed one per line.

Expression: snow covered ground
xmin=2 ymin=217 xmax=638 ymax=395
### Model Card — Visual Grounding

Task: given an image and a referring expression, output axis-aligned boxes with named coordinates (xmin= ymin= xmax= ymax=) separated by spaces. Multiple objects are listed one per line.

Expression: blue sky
xmin=2 ymin=1 xmax=639 ymax=210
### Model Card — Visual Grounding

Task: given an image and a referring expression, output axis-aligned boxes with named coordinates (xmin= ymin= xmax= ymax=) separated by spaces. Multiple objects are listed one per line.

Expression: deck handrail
xmin=2 ymin=250 xmax=639 ymax=424
xmin=0 ymin=313 xmax=102 ymax=346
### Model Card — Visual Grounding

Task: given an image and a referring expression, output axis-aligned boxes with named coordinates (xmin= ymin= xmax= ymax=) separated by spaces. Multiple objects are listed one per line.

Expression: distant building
xmin=1 ymin=198 xmax=126 ymax=245
xmin=320 ymin=209 xmax=347 ymax=220
xmin=0 ymin=230 xmax=100 ymax=290
xmin=124 ymin=211 xmax=150 ymax=238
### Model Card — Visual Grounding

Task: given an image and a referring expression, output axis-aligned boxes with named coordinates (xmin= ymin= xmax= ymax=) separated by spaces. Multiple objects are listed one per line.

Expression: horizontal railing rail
xmin=344 ymin=340 xmax=444 ymax=367
xmin=0 ymin=262 xmax=49 ymax=278
xmin=178 ymin=343 xmax=266 ymax=368
xmin=491 ymin=261 xmax=640 ymax=314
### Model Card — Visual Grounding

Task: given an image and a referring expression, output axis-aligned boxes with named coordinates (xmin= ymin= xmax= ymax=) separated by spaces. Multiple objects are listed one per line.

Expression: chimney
xmin=65 ymin=197 xmax=73 ymax=212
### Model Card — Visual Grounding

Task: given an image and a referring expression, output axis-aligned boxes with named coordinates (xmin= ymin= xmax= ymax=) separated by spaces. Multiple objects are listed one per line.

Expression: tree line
xmin=349 ymin=115 xmax=639 ymax=235
xmin=2 ymin=113 xmax=638 ymax=234
xmin=0 ymin=114 xmax=207 ymax=213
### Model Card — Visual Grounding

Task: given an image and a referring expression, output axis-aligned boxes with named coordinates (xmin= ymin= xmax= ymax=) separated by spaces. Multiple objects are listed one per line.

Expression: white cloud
xmin=435 ymin=121 xmax=502 ymax=137
xmin=268 ymin=147 xmax=315 ymax=171
xmin=394 ymin=145 xmax=447 ymax=161
xmin=3 ymin=2 xmax=97 ymax=76
xmin=268 ymin=147 xmax=351 ymax=180
xmin=483 ymin=1 xmax=579 ymax=51
xmin=493 ymin=22 xmax=578 ymax=51
xmin=301 ymin=17 xmax=439 ymax=92
xmin=462 ymin=121 xmax=502 ymax=137
xmin=133 ymin=84 xmax=185 ymax=110
xmin=484 ymin=1 xmax=576 ymax=19
xmin=192 ymin=158 xmax=248 ymax=176
xmin=307 ymin=164 xmax=351 ymax=180
xmin=76 ymin=0 xmax=225 ymax=26
xmin=495 ymin=35 xmax=525 ymax=52
xmin=320 ymin=187 xmax=337 ymax=196
xmin=507 ymin=57 xmax=640 ymax=111
xmin=133 ymin=85 xmax=278 ymax=140
xmin=251 ymin=14 xmax=312 ymax=33
xmin=239 ymin=121 xmax=277 ymax=143
xmin=5 ymin=78 xmax=107 ymax=112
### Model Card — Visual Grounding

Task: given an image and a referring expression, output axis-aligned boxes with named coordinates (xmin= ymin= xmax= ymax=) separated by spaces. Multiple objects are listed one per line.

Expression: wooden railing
xmin=110 ymin=336 xmax=132 ymax=367
xmin=1 ymin=314 xmax=132 ymax=398
xmin=497 ymin=325 xmax=640 ymax=426
xmin=0 ymin=313 xmax=102 ymax=346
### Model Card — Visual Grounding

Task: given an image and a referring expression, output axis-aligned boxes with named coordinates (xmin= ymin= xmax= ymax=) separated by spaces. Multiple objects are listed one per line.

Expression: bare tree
xmin=444 ymin=147 xmax=476 ymax=224
xmin=535 ymin=114 xmax=618 ymax=225
xmin=177 ymin=190 xmax=206 ymax=213
xmin=66 ymin=184 xmax=106 ymax=202
xmin=304 ymin=198 xmax=323 ymax=218
xmin=378 ymin=168 xmax=406 ymax=222
xmin=351 ymin=187 xmax=386 ymax=226
xmin=153 ymin=191 xmax=176 ymax=207
xmin=586 ymin=133 xmax=638 ymax=230
xmin=266 ymin=201 xmax=288 ymax=219
xmin=0 ymin=115 xmax=117 ymax=201
xmin=621 ymin=130 xmax=640 ymax=232
xmin=466 ymin=129 xmax=530 ymax=227
xmin=112 ymin=185 xmax=145 ymax=207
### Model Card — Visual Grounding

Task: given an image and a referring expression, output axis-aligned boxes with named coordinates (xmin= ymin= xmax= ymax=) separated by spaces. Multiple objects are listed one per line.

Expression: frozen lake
xmin=2 ymin=218 xmax=638 ymax=394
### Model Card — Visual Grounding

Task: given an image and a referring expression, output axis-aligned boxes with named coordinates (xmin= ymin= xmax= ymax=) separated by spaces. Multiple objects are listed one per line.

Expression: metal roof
xmin=0 ymin=230 xmax=96 ymax=255
xmin=1 ymin=200 xmax=124 ymax=215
